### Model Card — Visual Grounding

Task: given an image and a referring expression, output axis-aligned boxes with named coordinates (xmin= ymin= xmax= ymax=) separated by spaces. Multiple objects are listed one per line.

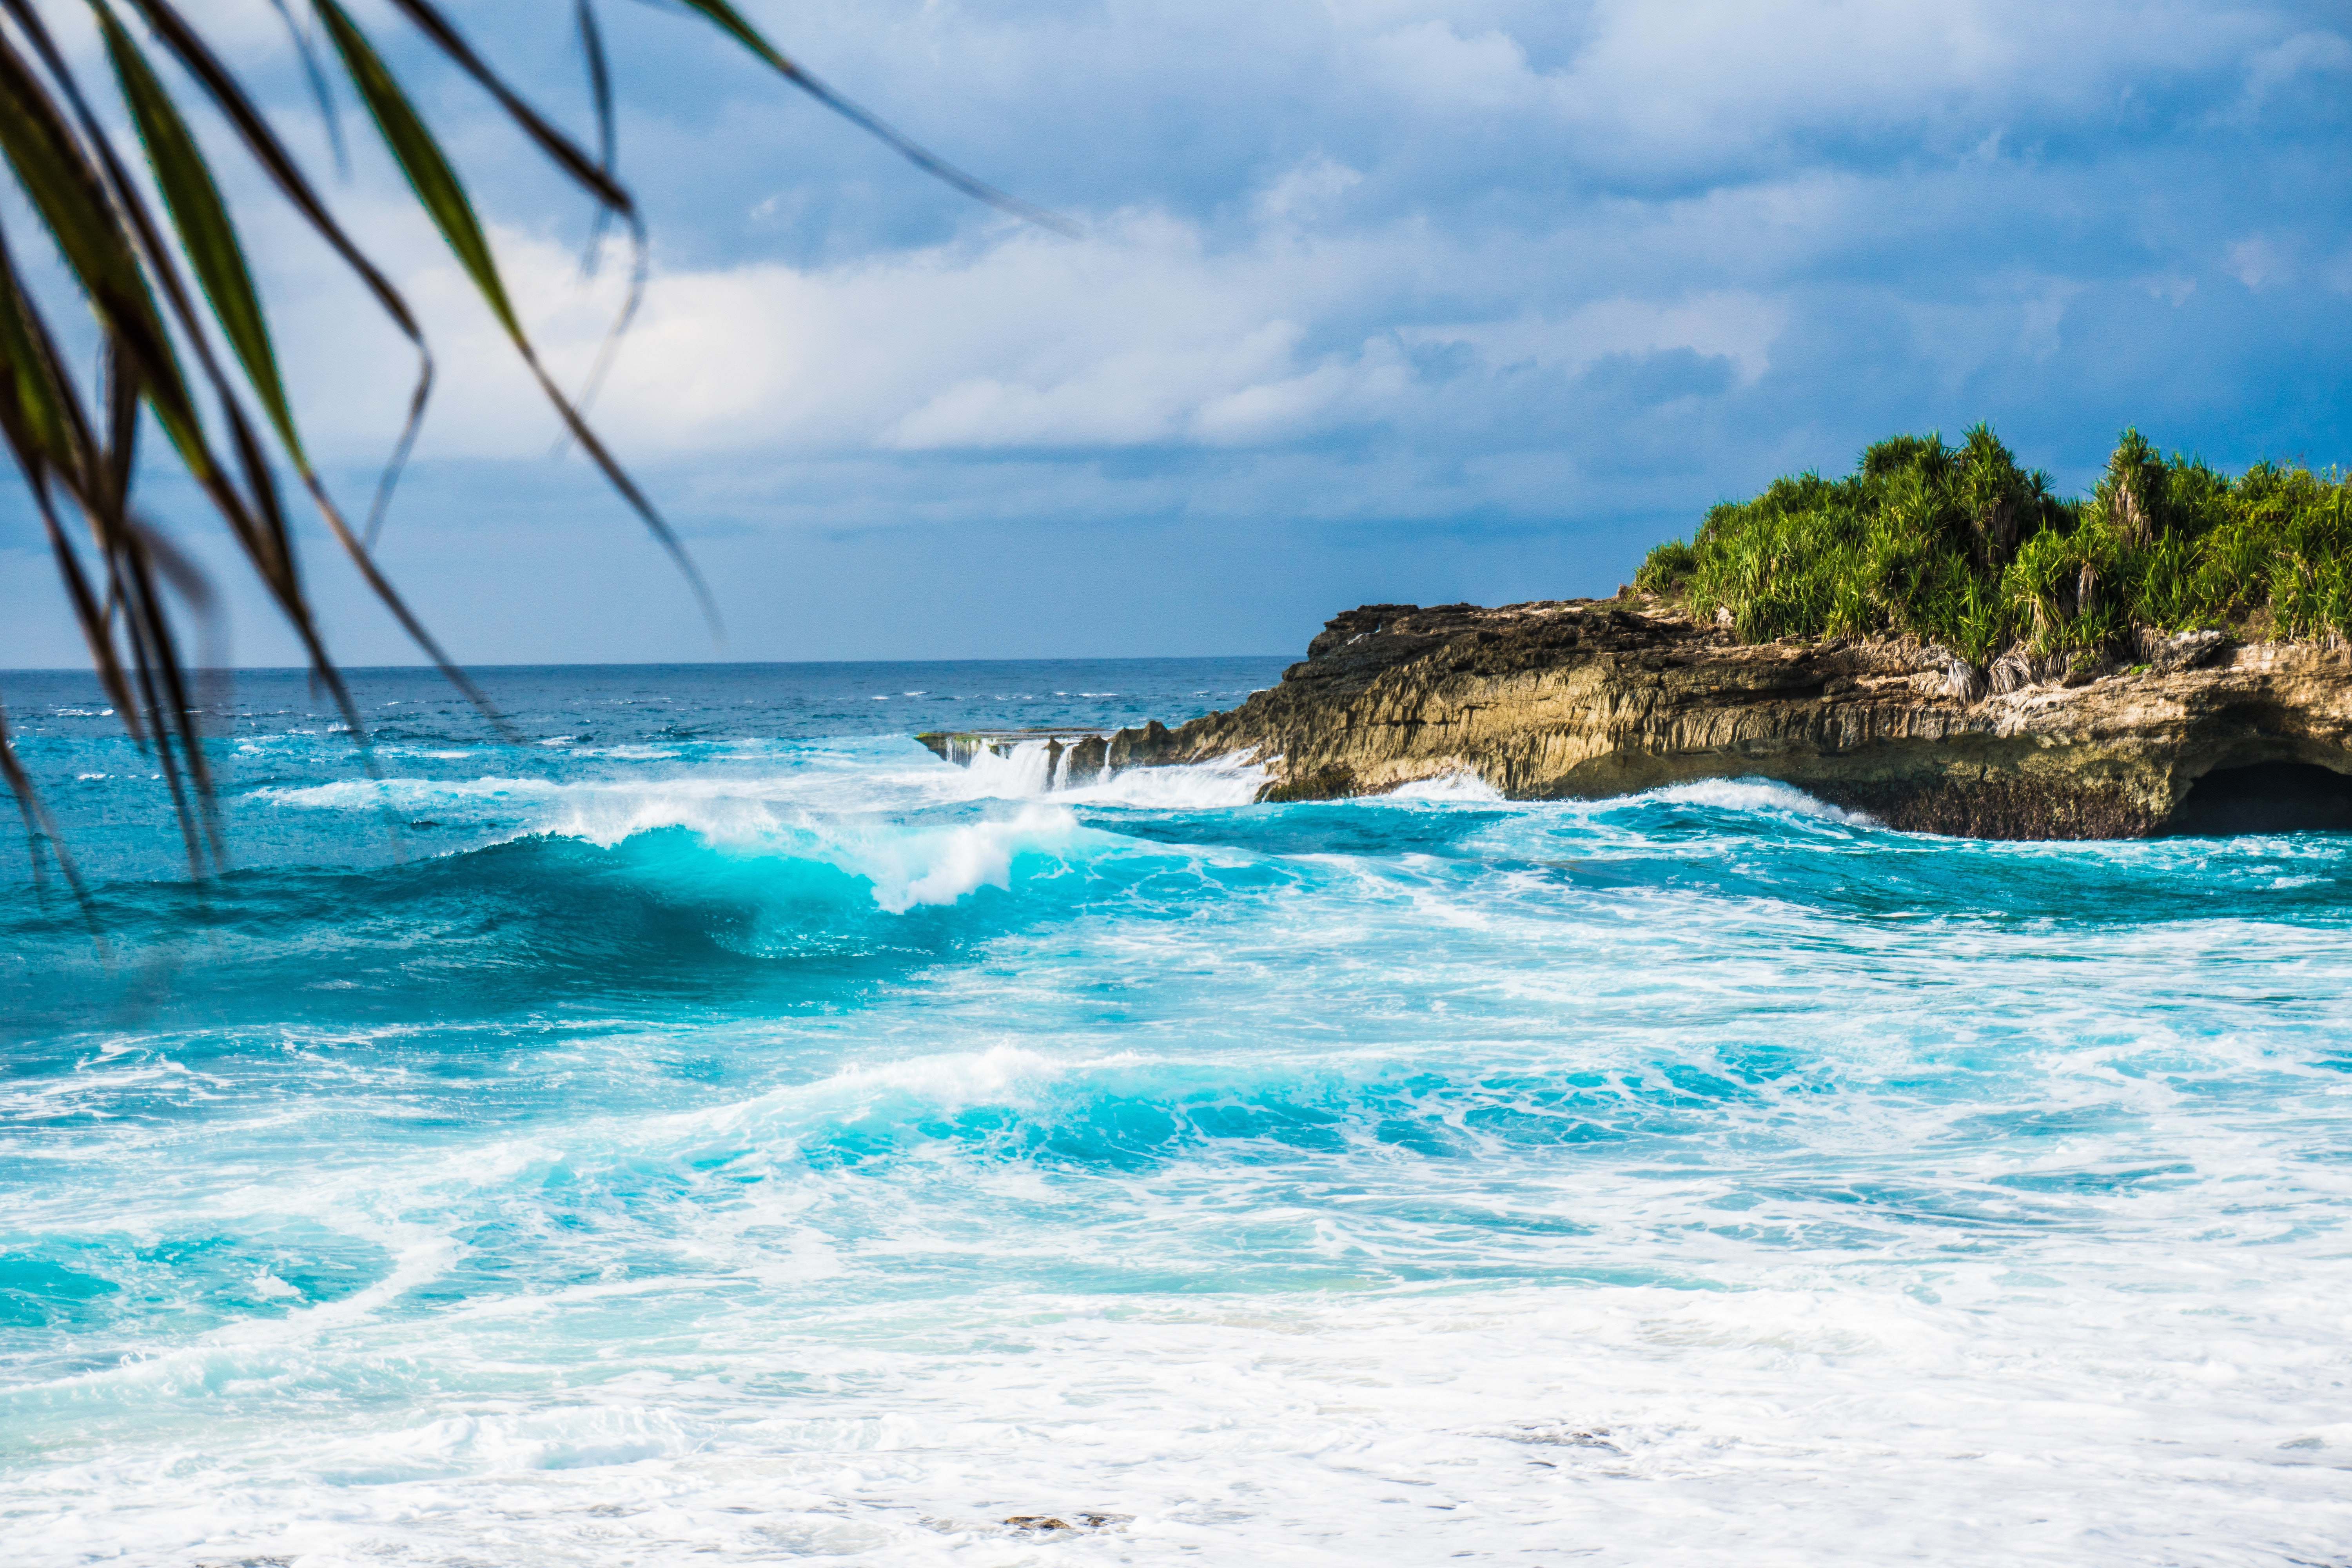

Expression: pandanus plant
xmin=0 ymin=0 xmax=1054 ymax=895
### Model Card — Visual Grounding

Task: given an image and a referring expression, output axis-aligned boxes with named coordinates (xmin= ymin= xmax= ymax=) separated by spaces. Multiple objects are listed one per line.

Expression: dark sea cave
xmin=2164 ymin=761 xmax=2352 ymax=836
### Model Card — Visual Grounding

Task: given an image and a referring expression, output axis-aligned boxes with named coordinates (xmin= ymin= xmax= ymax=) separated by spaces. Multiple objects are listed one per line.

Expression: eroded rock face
xmin=1098 ymin=599 xmax=2352 ymax=838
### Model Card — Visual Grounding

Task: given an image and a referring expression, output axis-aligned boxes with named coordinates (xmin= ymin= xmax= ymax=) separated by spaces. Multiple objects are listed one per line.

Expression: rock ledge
xmin=1076 ymin=598 xmax=2352 ymax=838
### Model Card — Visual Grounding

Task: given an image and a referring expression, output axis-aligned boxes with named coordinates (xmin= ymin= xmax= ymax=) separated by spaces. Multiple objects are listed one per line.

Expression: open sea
xmin=3 ymin=658 xmax=2350 ymax=1566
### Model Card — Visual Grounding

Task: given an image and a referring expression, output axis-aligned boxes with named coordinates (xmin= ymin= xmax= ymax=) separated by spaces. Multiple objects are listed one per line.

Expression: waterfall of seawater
xmin=960 ymin=736 xmax=1058 ymax=794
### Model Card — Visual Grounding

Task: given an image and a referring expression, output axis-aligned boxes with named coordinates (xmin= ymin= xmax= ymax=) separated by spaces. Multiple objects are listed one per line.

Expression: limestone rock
xmin=1092 ymin=598 xmax=2352 ymax=838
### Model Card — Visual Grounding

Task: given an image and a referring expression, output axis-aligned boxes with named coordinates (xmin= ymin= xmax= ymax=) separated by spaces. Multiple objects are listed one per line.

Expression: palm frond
xmin=0 ymin=0 xmax=1058 ymax=911
xmin=114 ymin=0 xmax=436 ymax=546
xmin=673 ymin=0 xmax=1078 ymax=236
xmin=575 ymin=0 xmax=615 ymax=268
xmin=264 ymin=0 xmax=344 ymax=173
xmin=316 ymin=0 xmax=716 ymax=635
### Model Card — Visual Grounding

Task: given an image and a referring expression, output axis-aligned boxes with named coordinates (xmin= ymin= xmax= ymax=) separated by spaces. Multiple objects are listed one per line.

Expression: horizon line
xmin=1 ymin=652 xmax=1296 ymax=677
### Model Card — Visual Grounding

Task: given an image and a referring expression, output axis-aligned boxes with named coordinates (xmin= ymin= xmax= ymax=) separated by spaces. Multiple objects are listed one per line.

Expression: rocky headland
xmin=921 ymin=597 xmax=2352 ymax=839
xmin=924 ymin=430 xmax=2352 ymax=838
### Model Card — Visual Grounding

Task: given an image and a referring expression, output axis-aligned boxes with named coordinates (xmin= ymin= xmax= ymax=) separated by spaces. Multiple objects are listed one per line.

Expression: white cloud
xmin=1338 ymin=0 xmax=2260 ymax=176
xmin=2016 ymin=281 xmax=2082 ymax=362
xmin=2228 ymin=235 xmax=2285 ymax=290
xmin=211 ymin=0 xmax=2335 ymax=479
xmin=2244 ymin=29 xmax=2352 ymax=106
xmin=1359 ymin=20 xmax=1539 ymax=116
xmin=264 ymin=190 xmax=1806 ymax=467
xmin=1254 ymin=155 xmax=1365 ymax=229
xmin=1404 ymin=293 xmax=1788 ymax=386
xmin=64 ymin=0 xmax=2352 ymax=530
xmin=5 ymin=0 xmax=2345 ymax=666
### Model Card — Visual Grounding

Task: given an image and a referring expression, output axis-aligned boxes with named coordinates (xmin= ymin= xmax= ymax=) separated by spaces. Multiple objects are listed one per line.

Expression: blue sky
xmin=4 ymin=0 xmax=2352 ymax=664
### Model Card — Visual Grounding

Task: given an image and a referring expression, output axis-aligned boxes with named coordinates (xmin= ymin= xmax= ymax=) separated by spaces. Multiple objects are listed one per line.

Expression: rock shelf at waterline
xmin=915 ymin=728 xmax=1121 ymax=791
xmin=920 ymin=598 xmax=2352 ymax=839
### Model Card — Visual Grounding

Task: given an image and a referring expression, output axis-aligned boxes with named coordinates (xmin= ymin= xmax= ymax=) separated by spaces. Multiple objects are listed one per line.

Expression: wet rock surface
xmin=1090 ymin=597 xmax=2352 ymax=839
xmin=1003 ymin=1511 xmax=1129 ymax=1532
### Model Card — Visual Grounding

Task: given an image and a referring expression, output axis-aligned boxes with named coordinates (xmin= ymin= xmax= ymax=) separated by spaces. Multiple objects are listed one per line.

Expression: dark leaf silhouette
xmin=0 ymin=0 xmax=1060 ymax=906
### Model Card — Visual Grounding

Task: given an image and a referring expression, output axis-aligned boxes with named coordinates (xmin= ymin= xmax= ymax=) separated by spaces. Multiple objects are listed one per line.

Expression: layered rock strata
xmin=1004 ymin=599 xmax=2352 ymax=838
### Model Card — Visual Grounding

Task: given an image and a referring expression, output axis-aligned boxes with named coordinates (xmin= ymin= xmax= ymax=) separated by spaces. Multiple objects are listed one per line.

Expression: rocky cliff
xmin=1027 ymin=598 xmax=2352 ymax=838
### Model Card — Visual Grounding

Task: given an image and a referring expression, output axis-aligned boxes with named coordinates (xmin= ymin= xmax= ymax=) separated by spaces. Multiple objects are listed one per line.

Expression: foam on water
xmin=831 ymin=803 xmax=1083 ymax=912
xmin=1631 ymin=775 xmax=1880 ymax=824
xmin=249 ymin=757 xmax=1220 ymax=913
xmin=946 ymin=739 xmax=1269 ymax=809
xmin=1385 ymin=771 xmax=1505 ymax=802
xmin=1069 ymin=751 xmax=1269 ymax=807
xmin=5 ymin=661 xmax=2352 ymax=1565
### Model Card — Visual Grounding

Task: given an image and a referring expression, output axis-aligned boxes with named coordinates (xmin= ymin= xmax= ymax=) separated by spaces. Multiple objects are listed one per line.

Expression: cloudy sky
xmin=4 ymin=0 xmax=2351 ymax=664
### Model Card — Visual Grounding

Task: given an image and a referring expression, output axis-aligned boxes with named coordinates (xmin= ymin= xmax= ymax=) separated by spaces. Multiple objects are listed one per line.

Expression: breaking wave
xmin=13 ymin=660 xmax=2352 ymax=1567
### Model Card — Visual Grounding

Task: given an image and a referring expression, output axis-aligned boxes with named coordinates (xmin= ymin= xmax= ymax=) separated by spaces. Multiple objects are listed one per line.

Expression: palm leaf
xmin=100 ymin=0 xmax=510 ymax=738
xmin=552 ymin=0 xmax=644 ymax=432
xmin=576 ymin=0 xmax=615 ymax=267
xmin=382 ymin=0 xmax=629 ymax=216
xmin=387 ymin=0 xmax=650 ymax=433
xmin=0 ymin=21 xmax=233 ymax=869
xmin=671 ymin=0 xmax=1074 ymax=233
xmin=98 ymin=4 xmax=302 ymax=463
xmin=116 ymin=0 xmax=434 ymax=546
xmin=0 ymin=695 xmax=94 ymax=919
xmin=0 ymin=0 xmax=1056 ymax=908
xmin=265 ymin=0 xmax=346 ymax=173
xmin=0 ymin=16 xmax=198 ymax=466
xmin=317 ymin=0 xmax=718 ymax=634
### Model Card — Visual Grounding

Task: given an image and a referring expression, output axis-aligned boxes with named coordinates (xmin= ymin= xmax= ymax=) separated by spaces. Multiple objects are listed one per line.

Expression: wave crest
xmin=1635 ymin=778 xmax=1876 ymax=825
xmin=1387 ymin=773 xmax=1505 ymax=802
xmin=255 ymin=773 xmax=1089 ymax=912
xmin=834 ymin=805 xmax=1080 ymax=913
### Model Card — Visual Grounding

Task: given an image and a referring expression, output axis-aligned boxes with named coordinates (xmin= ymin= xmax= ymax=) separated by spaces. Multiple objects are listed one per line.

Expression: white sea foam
xmin=1068 ymin=752 xmax=1268 ymax=808
xmin=254 ymin=774 xmax=564 ymax=813
xmin=1385 ymin=771 xmax=1505 ymax=802
xmin=28 ymin=716 xmax=2352 ymax=1566
xmin=10 ymin=1183 xmax=2350 ymax=1565
xmin=829 ymin=804 xmax=1080 ymax=912
xmin=938 ymin=741 xmax=1269 ymax=808
xmin=252 ymin=765 xmax=1092 ymax=911
xmin=1635 ymin=775 xmax=1878 ymax=824
xmin=958 ymin=737 xmax=1062 ymax=797
xmin=718 ymin=1043 xmax=1075 ymax=1132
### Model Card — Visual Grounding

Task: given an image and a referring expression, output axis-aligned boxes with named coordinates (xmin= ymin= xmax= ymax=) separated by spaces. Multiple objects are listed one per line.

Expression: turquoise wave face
xmin=4 ymin=662 xmax=2352 ymax=1564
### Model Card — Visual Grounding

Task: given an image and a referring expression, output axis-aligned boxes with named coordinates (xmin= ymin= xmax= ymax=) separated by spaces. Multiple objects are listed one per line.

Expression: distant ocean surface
xmin=4 ymin=659 xmax=2350 ymax=1566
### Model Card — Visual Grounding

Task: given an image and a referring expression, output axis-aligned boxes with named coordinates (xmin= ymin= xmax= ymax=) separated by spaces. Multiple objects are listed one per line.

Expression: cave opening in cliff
xmin=2165 ymin=762 xmax=2352 ymax=836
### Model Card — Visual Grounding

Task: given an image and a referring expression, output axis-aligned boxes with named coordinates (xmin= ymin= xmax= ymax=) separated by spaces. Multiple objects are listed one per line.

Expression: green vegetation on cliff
xmin=1635 ymin=428 xmax=2352 ymax=662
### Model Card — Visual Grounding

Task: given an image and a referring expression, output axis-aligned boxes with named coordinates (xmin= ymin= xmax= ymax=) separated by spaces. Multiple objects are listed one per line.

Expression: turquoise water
xmin=4 ymin=661 xmax=2350 ymax=1565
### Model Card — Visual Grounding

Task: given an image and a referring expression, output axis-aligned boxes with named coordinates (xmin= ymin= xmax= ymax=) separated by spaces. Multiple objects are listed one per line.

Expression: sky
xmin=3 ymin=0 xmax=2351 ymax=665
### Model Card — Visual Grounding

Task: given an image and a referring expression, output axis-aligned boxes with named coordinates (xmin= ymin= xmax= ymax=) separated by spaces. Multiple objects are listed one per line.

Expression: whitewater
xmin=2 ymin=659 xmax=2349 ymax=1566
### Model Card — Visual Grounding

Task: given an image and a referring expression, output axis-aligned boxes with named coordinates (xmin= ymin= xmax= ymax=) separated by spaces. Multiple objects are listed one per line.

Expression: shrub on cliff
xmin=1637 ymin=428 xmax=2352 ymax=659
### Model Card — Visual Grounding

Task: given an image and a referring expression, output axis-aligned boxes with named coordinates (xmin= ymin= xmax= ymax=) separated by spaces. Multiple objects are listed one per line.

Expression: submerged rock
xmin=1069 ymin=599 xmax=2352 ymax=839
xmin=1004 ymin=1512 xmax=1129 ymax=1532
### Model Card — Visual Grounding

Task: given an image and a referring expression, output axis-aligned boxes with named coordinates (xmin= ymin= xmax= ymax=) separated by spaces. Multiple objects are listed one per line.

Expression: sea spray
xmin=3 ymin=659 xmax=2351 ymax=1566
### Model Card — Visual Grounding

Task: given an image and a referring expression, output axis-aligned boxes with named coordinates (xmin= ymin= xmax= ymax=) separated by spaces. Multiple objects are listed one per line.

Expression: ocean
xmin=2 ymin=659 xmax=2349 ymax=1566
